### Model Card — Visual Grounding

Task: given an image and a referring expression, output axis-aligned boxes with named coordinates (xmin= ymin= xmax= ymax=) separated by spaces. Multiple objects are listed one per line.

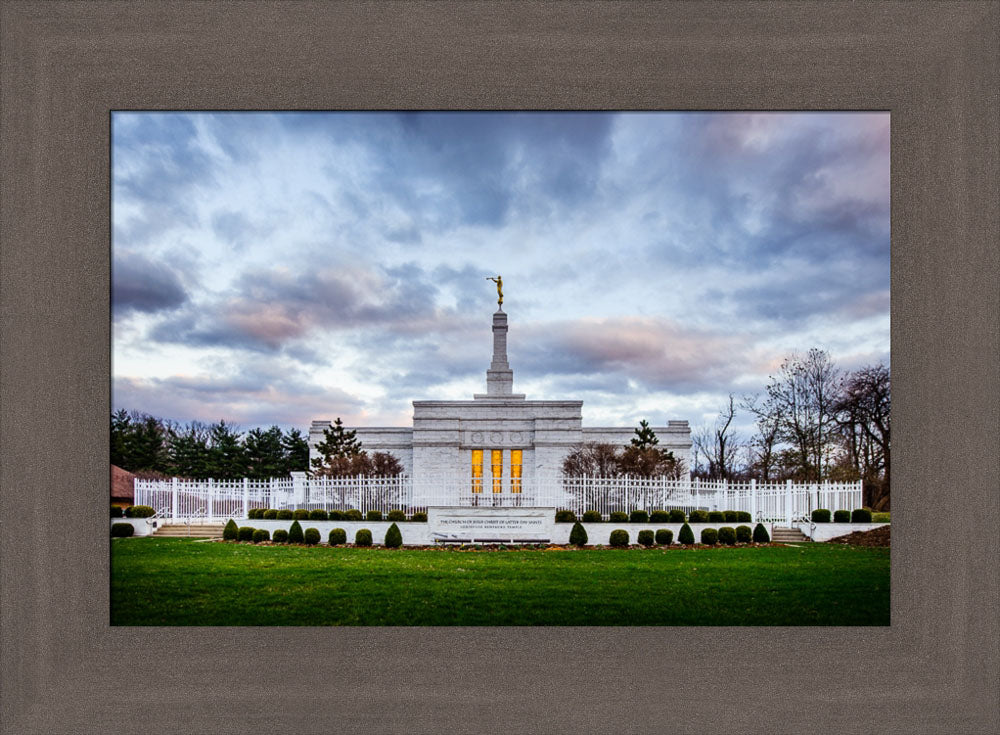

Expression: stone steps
xmin=771 ymin=527 xmax=811 ymax=543
xmin=153 ymin=524 xmax=226 ymax=538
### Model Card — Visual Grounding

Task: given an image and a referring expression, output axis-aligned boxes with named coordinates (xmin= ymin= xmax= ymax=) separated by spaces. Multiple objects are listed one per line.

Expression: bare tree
xmin=833 ymin=363 xmax=891 ymax=508
xmin=741 ymin=394 xmax=781 ymax=481
xmin=692 ymin=394 xmax=742 ymax=479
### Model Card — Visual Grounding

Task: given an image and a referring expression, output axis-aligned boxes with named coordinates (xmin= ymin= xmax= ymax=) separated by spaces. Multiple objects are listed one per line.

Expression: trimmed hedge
xmin=707 ymin=510 xmax=724 ymax=522
xmin=736 ymin=511 xmax=752 ymax=522
xmin=247 ymin=508 xmax=259 ymax=519
xmin=263 ymin=509 xmax=278 ymax=519
xmin=329 ymin=510 xmax=346 ymax=521
xmin=569 ymin=522 xmax=588 ymax=547
xmin=111 ymin=522 xmax=134 ymax=537
xmin=110 ymin=505 xmax=124 ymax=518
xmin=355 ymin=528 xmax=373 ymax=547
xmin=630 ymin=510 xmax=650 ymax=524
xmin=655 ymin=528 xmax=673 ymax=545
xmin=678 ymin=522 xmax=695 ymax=544
xmin=238 ymin=526 xmax=255 ymax=542
xmin=753 ymin=523 xmax=770 ymax=543
xmin=384 ymin=523 xmax=403 ymax=548
xmin=272 ymin=529 xmax=288 ymax=543
xmin=700 ymin=528 xmax=718 ymax=545
xmin=812 ymin=508 xmax=832 ymax=523
xmin=304 ymin=527 xmax=320 ymax=545
xmin=851 ymin=508 xmax=873 ymax=523
xmin=293 ymin=509 xmax=310 ymax=521
xmin=833 ymin=510 xmax=851 ymax=523
xmin=872 ymin=512 xmax=890 ymax=523
xmin=609 ymin=511 xmax=629 ymax=523
xmin=253 ymin=529 xmax=270 ymax=543
xmin=555 ymin=510 xmax=577 ymax=523
xmin=288 ymin=521 xmax=304 ymax=544
xmin=329 ymin=528 xmax=347 ymax=545
xmin=723 ymin=510 xmax=739 ymax=522
xmin=582 ymin=510 xmax=603 ymax=523
xmin=309 ymin=509 xmax=329 ymax=521
xmin=277 ymin=509 xmax=293 ymax=520
xmin=125 ymin=505 xmax=155 ymax=518
xmin=609 ymin=529 xmax=629 ymax=548
xmin=366 ymin=510 xmax=383 ymax=522
xmin=345 ymin=509 xmax=363 ymax=521
xmin=387 ymin=509 xmax=407 ymax=522
xmin=735 ymin=525 xmax=752 ymax=543
xmin=718 ymin=526 xmax=736 ymax=545
xmin=688 ymin=510 xmax=709 ymax=523
xmin=410 ymin=512 xmax=427 ymax=522
xmin=668 ymin=509 xmax=686 ymax=523
xmin=637 ymin=529 xmax=654 ymax=547
xmin=223 ymin=519 xmax=238 ymax=540
xmin=649 ymin=510 xmax=670 ymax=522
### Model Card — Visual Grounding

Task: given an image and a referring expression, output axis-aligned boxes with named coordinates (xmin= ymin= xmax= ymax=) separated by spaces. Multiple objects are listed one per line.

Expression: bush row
xmin=600 ymin=523 xmax=764 ymax=547
xmin=556 ymin=509 xmax=753 ymax=523
xmin=811 ymin=508 xmax=876 ymax=523
xmin=246 ymin=508 xmax=426 ymax=522
xmin=223 ymin=518 xmax=404 ymax=547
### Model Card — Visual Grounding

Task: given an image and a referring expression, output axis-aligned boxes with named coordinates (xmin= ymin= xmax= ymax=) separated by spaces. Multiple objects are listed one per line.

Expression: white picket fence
xmin=134 ymin=474 xmax=863 ymax=525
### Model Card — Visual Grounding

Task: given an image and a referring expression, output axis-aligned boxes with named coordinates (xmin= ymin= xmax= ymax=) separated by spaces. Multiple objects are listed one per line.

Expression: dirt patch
xmin=825 ymin=525 xmax=890 ymax=547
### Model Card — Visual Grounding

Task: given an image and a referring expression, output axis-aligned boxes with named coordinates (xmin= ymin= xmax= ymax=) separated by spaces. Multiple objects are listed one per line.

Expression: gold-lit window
xmin=471 ymin=449 xmax=483 ymax=493
xmin=511 ymin=449 xmax=522 ymax=493
xmin=491 ymin=449 xmax=502 ymax=493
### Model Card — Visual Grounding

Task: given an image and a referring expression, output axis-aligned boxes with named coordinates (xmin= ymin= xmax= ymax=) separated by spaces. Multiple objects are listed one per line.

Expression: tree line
xmin=111 ymin=409 xmax=310 ymax=479
xmin=691 ymin=349 xmax=890 ymax=509
xmin=561 ymin=420 xmax=687 ymax=480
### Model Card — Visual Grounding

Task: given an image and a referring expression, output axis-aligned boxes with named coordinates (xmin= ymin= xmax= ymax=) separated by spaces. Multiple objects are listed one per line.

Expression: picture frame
xmin=1 ymin=2 xmax=997 ymax=732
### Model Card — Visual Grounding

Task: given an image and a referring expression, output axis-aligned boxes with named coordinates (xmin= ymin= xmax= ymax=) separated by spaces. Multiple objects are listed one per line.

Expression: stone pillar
xmin=486 ymin=309 xmax=515 ymax=395
xmin=291 ymin=471 xmax=307 ymax=507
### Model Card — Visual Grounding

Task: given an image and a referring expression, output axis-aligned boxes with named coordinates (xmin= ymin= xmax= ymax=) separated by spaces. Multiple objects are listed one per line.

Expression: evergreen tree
xmin=168 ymin=422 xmax=211 ymax=478
xmin=630 ymin=419 xmax=660 ymax=450
xmin=208 ymin=420 xmax=246 ymax=479
xmin=311 ymin=418 xmax=363 ymax=473
xmin=281 ymin=428 xmax=310 ymax=473
xmin=244 ymin=426 xmax=286 ymax=479
xmin=129 ymin=412 xmax=170 ymax=473
xmin=110 ymin=409 xmax=131 ymax=468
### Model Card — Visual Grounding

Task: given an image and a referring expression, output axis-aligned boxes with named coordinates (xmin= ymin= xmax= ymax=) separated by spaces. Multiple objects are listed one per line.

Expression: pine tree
xmin=311 ymin=418 xmax=363 ymax=474
xmin=281 ymin=428 xmax=310 ymax=473
xmin=630 ymin=419 xmax=660 ymax=450
xmin=208 ymin=420 xmax=246 ymax=479
xmin=244 ymin=426 xmax=286 ymax=479
xmin=168 ymin=422 xmax=211 ymax=478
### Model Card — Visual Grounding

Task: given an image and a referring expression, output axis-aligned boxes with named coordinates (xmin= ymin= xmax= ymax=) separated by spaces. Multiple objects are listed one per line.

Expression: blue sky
xmin=111 ymin=111 xmax=890 ymax=435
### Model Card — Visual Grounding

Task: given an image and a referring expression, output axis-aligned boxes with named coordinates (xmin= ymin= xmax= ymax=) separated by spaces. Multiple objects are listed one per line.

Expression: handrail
xmin=185 ymin=507 xmax=208 ymax=536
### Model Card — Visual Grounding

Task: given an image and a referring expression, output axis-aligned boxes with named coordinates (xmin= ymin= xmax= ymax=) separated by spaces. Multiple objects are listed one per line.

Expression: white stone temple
xmin=309 ymin=302 xmax=691 ymax=489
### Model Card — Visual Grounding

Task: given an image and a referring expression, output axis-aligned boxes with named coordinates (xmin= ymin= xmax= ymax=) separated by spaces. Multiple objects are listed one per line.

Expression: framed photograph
xmin=2 ymin=2 xmax=997 ymax=733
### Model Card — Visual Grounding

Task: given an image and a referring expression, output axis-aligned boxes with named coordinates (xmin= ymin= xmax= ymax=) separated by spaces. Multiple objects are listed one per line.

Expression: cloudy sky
xmin=112 ymin=111 xmax=889 ymax=436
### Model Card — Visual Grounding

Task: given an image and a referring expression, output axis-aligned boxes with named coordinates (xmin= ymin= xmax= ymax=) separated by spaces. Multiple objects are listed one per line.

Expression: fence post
xmin=785 ymin=479 xmax=793 ymax=526
xmin=171 ymin=477 xmax=178 ymax=521
xmin=750 ymin=478 xmax=757 ymax=521
xmin=242 ymin=478 xmax=249 ymax=519
xmin=208 ymin=478 xmax=215 ymax=522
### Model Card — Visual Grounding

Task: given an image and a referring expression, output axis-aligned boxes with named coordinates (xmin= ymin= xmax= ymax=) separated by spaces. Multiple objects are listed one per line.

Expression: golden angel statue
xmin=486 ymin=275 xmax=503 ymax=307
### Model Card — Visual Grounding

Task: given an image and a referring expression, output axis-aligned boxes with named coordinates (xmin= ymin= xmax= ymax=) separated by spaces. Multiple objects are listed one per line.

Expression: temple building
xmin=309 ymin=294 xmax=691 ymax=489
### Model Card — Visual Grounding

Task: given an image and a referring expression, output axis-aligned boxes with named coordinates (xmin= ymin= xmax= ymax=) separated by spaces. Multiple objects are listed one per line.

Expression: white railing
xmin=134 ymin=474 xmax=863 ymax=525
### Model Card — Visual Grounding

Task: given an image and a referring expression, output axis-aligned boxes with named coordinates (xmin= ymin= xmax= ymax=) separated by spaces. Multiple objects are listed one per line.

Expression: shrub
xmin=293 ymin=509 xmax=310 ymax=521
xmin=253 ymin=529 xmax=270 ymax=543
xmin=872 ymin=512 xmax=891 ymax=523
xmin=678 ymin=522 xmax=695 ymax=544
xmin=410 ymin=512 xmax=427 ymax=522
xmin=387 ymin=509 xmax=407 ymax=522
xmin=223 ymin=519 xmax=238 ymax=540
xmin=238 ymin=526 xmax=255 ymax=542
xmin=833 ymin=510 xmax=851 ymax=523
xmin=263 ymin=509 xmax=278 ymax=519
xmin=688 ymin=510 xmax=709 ymax=523
xmin=555 ymin=509 xmax=577 ymax=523
xmin=736 ymin=511 xmax=752 ymax=522
xmin=752 ymin=523 xmax=770 ymax=543
xmin=345 ymin=509 xmax=363 ymax=521
xmin=328 ymin=528 xmax=347 ymax=545
xmin=668 ymin=509 xmax=686 ymax=523
xmin=708 ymin=510 xmax=724 ymax=522
xmin=304 ymin=528 xmax=320 ymax=545
xmin=329 ymin=509 xmax=345 ymax=521
xmin=609 ymin=511 xmax=629 ymax=523
xmin=276 ymin=509 xmax=293 ymax=520
xmin=630 ymin=510 xmax=649 ymax=524
xmin=701 ymin=528 xmax=718 ymax=545
xmin=723 ymin=510 xmax=739 ymax=522
xmin=718 ymin=526 xmax=736 ymax=545
xmin=366 ymin=510 xmax=383 ymax=522
xmin=272 ymin=529 xmax=288 ymax=543
xmin=384 ymin=522 xmax=403 ymax=548
xmin=851 ymin=508 xmax=873 ymax=523
xmin=655 ymin=528 xmax=673 ymax=545
xmin=309 ymin=509 xmax=329 ymax=521
xmin=111 ymin=522 xmax=134 ymax=537
xmin=812 ymin=508 xmax=832 ymax=523
xmin=735 ymin=525 xmax=752 ymax=543
xmin=569 ymin=522 xmax=588 ymax=547
xmin=355 ymin=528 xmax=373 ymax=547
xmin=110 ymin=505 xmax=124 ymax=518
xmin=609 ymin=529 xmax=629 ymax=548
xmin=582 ymin=510 xmax=603 ymax=523
xmin=125 ymin=505 xmax=155 ymax=518
xmin=637 ymin=529 xmax=654 ymax=547
xmin=288 ymin=521 xmax=304 ymax=544
xmin=246 ymin=508 xmax=258 ymax=519
xmin=649 ymin=510 xmax=670 ymax=522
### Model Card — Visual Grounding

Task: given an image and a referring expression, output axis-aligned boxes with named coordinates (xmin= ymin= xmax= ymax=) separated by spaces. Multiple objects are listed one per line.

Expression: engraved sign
xmin=428 ymin=506 xmax=555 ymax=543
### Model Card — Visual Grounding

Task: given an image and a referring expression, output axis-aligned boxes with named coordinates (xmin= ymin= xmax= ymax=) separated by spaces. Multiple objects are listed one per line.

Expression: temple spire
xmin=474 ymin=279 xmax=524 ymax=400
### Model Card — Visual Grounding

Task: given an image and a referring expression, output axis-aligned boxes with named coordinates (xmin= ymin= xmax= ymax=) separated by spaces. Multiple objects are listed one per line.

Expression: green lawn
xmin=111 ymin=539 xmax=890 ymax=626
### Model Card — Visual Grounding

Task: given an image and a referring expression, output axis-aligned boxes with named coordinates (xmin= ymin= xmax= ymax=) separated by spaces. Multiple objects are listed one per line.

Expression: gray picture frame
xmin=1 ymin=2 xmax=997 ymax=733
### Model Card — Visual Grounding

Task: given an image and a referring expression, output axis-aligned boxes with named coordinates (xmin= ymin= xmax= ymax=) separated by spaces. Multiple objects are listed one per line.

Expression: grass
xmin=111 ymin=539 xmax=890 ymax=626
